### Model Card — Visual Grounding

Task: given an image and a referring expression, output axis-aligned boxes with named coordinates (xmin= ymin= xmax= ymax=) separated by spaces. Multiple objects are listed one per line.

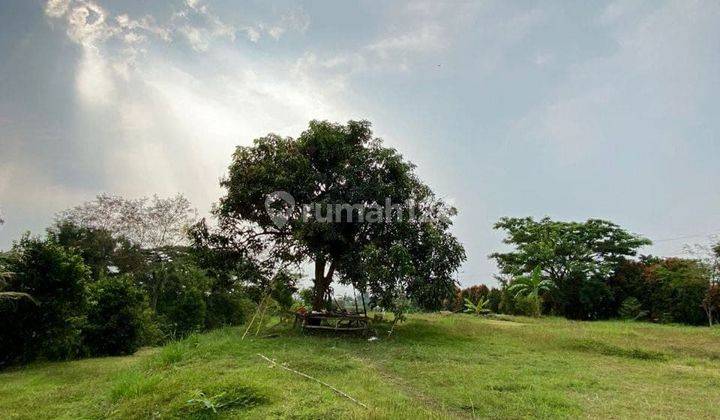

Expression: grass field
xmin=1 ymin=314 xmax=719 ymax=419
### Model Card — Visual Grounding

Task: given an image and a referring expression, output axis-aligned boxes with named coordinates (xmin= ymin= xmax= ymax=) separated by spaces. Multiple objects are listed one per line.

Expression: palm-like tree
xmin=508 ymin=266 xmax=552 ymax=298
xmin=464 ymin=296 xmax=491 ymax=315
xmin=507 ymin=266 xmax=552 ymax=317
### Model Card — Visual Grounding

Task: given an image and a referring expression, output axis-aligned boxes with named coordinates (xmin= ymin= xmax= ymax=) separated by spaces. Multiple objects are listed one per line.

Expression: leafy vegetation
xmin=463 ymin=296 xmax=491 ymax=315
xmin=1 ymin=314 xmax=719 ymax=419
xmin=194 ymin=120 xmax=465 ymax=313
xmin=1 ymin=118 xmax=719 ymax=420
xmin=1 ymin=236 xmax=90 ymax=365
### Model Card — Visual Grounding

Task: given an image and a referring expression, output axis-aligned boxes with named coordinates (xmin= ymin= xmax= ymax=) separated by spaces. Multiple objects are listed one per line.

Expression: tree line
xmin=1 ymin=120 xmax=466 ymax=367
xmin=2 ymin=120 xmax=717 ymax=369
xmin=452 ymin=217 xmax=720 ymax=326
xmin=0 ymin=195 xmax=298 ymax=368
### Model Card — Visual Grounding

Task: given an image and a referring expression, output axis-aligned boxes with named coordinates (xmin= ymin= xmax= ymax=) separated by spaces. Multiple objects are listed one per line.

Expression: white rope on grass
xmin=257 ymin=354 xmax=368 ymax=409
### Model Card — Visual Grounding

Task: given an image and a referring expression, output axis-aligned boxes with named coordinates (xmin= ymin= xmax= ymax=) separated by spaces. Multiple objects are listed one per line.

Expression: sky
xmin=0 ymin=0 xmax=719 ymax=287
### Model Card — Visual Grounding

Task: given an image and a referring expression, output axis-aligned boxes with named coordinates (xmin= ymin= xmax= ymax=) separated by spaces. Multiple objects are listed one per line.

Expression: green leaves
xmin=463 ymin=296 xmax=490 ymax=315
xmin=209 ymin=120 xmax=465 ymax=314
xmin=507 ymin=266 xmax=553 ymax=299
xmin=491 ymin=217 xmax=650 ymax=285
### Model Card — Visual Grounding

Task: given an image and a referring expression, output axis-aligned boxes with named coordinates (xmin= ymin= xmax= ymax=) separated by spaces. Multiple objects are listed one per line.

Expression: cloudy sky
xmin=1 ymin=0 xmax=719 ymax=286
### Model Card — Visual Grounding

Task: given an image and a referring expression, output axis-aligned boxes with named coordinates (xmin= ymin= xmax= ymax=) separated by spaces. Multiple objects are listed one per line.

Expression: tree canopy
xmin=195 ymin=120 xmax=465 ymax=311
xmin=491 ymin=217 xmax=651 ymax=282
xmin=58 ymin=193 xmax=198 ymax=249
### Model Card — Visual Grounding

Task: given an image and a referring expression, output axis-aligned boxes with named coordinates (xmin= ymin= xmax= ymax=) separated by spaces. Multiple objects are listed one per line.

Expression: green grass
xmin=1 ymin=314 xmax=719 ymax=419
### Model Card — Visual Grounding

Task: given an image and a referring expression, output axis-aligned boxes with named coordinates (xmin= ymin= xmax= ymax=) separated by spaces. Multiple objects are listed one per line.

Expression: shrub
xmin=270 ymin=270 xmax=299 ymax=310
xmin=464 ymin=296 xmax=491 ymax=315
xmin=644 ymin=258 xmax=709 ymax=325
xmin=205 ymin=292 xmax=254 ymax=329
xmin=0 ymin=237 xmax=90 ymax=366
xmin=515 ymin=294 xmax=541 ymax=317
xmin=487 ymin=288 xmax=502 ymax=313
xmin=618 ymin=297 xmax=646 ymax=320
xmin=154 ymin=263 xmax=210 ymax=338
xmin=298 ymin=288 xmax=314 ymax=308
xmin=83 ymin=275 xmax=149 ymax=356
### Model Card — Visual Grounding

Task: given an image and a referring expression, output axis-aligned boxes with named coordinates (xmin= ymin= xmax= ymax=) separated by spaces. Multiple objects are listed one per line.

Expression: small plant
xmin=185 ymin=386 xmax=265 ymax=415
xmin=464 ymin=296 xmax=491 ymax=315
xmin=187 ymin=391 xmax=226 ymax=414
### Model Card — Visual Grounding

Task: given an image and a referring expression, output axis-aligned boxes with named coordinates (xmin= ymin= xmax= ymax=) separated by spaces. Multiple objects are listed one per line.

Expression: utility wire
xmin=653 ymin=231 xmax=719 ymax=243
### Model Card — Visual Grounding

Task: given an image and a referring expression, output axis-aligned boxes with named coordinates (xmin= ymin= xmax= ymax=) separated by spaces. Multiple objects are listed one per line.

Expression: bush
xmin=205 ymin=292 xmax=255 ymax=329
xmin=618 ymin=297 xmax=646 ymax=320
xmin=515 ymin=294 xmax=541 ymax=317
xmin=644 ymin=258 xmax=709 ymax=325
xmin=83 ymin=275 xmax=149 ymax=356
xmin=297 ymin=288 xmax=314 ymax=308
xmin=487 ymin=288 xmax=502 ymax=313
xmin=0 ymin=237 xmax=90 ymax=366
xmin=450 ymin=285 xmax=490 ymax=312
xmin=270 ymin=271 xmax=299 ymax=311
xmin=154 ymin=263 xmax=210 ymax=338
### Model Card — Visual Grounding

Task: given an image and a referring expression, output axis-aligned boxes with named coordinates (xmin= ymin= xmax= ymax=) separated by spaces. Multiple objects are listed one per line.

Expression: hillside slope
xmin=1 ymin=314 xmax=719 ymax=419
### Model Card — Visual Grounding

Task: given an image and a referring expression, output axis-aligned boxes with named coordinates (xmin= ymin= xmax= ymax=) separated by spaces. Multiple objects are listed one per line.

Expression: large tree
xmin=58 ymin=193 xmax=198 ymax=249
xmin=491 ymin=217 xmax=651 ymax=283
xmin=491 ymin=217 xmax=650 ymax=318
xmin=195 ymin=120 xmax=465 ymax=311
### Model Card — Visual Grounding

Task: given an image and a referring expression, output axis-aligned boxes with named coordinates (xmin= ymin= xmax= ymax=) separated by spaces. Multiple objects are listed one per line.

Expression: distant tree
xmin=487 ymin=287 xmax=502 ymax=313
xmin=491 ymin=217 xmax=651 ymax=282
xmin=701 ymin=284 xmax=720 ymax=326
xmin=492 ymin=217 xmax=650 ymax=317
xmin=644 ymin=258 xmax=709 ymax=325
xmin=58 ymin=193 xmax=198 ymax=249
xmin=1 ymin=236 xmax=90 ymax=366
xmin=195 ymin=120 xmax=465 ymax=312
xmin=683 ymin=239 xmax=720 ymax=284
xmin=47 ymin=222 xmax=147 ymax=279
xmin=607 ymin=258 xmax=653 ymax=313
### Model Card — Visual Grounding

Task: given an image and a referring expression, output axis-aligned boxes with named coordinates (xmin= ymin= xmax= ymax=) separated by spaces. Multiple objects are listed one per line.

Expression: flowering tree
xmin=58 ymin=193 xmax=198 ymax=249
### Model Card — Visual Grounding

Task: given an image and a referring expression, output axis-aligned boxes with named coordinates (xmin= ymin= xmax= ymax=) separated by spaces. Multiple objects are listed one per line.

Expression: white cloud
xmin=44 ymin=0 xmax=70 ymax=18
xmin=267 ymin=8 xmax=310 ymax=40
xmin=366 ymin=24 xmax=443 ymax=58
xmin=245 ymin=27 xmax=260 ymax=43
xmin=38 ymin=0 xmax=348 ymax=220
xmin=515 ymin=0 xmax=720 ymax=163
xmin=65 ymin=1 xmax=117 ymax=46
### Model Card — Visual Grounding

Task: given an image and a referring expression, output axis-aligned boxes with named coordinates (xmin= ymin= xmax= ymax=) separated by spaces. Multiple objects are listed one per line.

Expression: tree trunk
xmin=705 ymin=307 xmax=713 ymax=327
xmin=311 ymin=257 xmax=335 ymax=311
